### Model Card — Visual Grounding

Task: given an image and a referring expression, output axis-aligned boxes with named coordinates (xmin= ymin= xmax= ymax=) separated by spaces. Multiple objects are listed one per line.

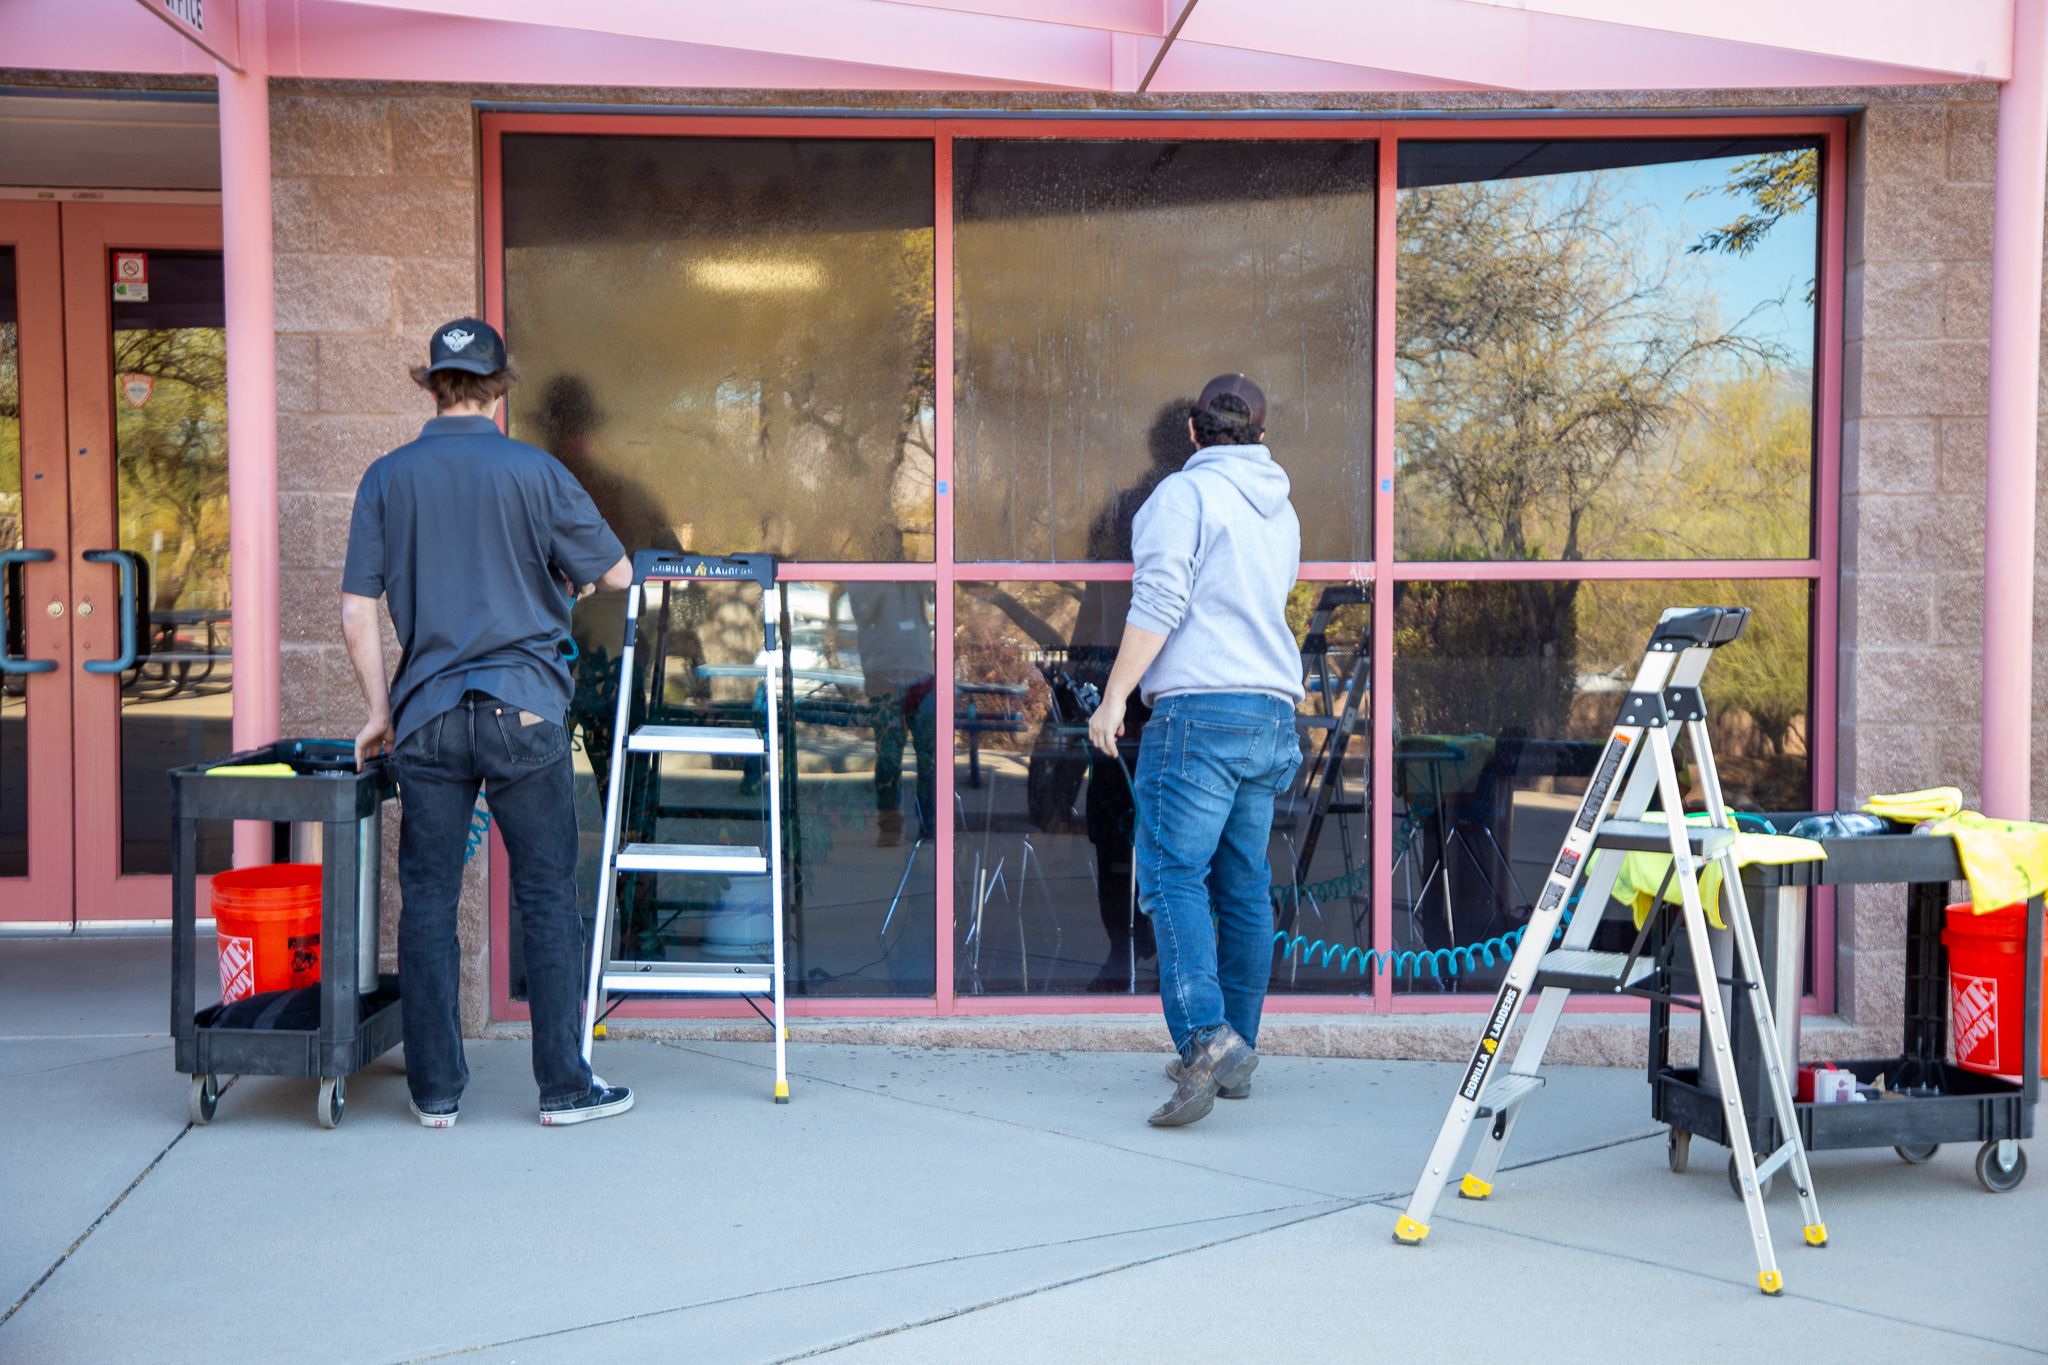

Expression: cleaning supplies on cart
xmin=1787 ymin=812 xmax=1892 ymax=838
xmin=1608 ymin=811 xmax=1826 ymax=929
xmin=1861 ymin=786 xmax=1964 ymax=824
xmin=208 ymin=762 xmax=298 ymax=778
xmin=1926 ymin=811 xmax=2048 ymax=914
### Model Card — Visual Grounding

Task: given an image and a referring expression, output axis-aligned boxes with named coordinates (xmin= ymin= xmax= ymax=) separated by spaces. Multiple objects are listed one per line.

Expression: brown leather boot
xmin=876 ymin=809 xmax=904 ymax=847
xmin=1167 ymin=1056 xmax=1251 ymax=1099
xmin=1147 ymin=1023 xmax=1257 ymax=1127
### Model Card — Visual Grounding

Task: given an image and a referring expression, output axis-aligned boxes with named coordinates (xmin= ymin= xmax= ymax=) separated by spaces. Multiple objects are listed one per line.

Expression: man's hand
xmin=342 ymin=591 xmax=395 ymax=771
xmin=1088 ymin=622 xmax=1169 ymax=758
xmin=1088 ymin=690 xmax=1127 ymax=756
xmin=354 ymin=710 xmax=394 ymax=771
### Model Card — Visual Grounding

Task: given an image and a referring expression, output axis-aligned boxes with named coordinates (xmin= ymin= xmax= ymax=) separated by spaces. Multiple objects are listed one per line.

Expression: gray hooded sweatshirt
xmin=1127 ymin=443 xmax=1304 ymax=706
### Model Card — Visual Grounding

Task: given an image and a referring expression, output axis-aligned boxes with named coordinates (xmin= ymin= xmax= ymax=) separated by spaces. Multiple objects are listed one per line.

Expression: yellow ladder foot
xmin=1758 ymin=1271 xmax=1784 ymax=1296
xmin=1803 ymin=1224 xmax=1828 ymax=1248
xmin=774 ymin=1080 xmax=790 ymax=1103
xmin=592 ymin=1023 xmax=606 ymax=1039
xmin=1393 ymin=1215 xmax=1430 ymax=1245
xmin=1458 ymin=1174 xmax=1492 ymax=1201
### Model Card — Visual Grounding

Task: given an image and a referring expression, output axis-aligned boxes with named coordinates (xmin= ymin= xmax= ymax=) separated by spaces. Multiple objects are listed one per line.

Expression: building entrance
xmin=0 ymin=201 xmax=232 ymax=925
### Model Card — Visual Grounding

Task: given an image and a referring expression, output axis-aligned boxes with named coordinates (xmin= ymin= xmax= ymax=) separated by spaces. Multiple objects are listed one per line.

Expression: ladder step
xmin=1533 ymin=948 xmax=1658 ymax=993
xmin=615 ymin=843 xmax=768 ymax=874
xmin=628 ymin=725 xmax=764 ymax=756
xmin=602 ymin=961 xmax=775 ymax=995
xmin=1475 ymin=1073 xmax=1544 ymax=1117
xmin=1593 ymin=819 xmax=1736 ymax=857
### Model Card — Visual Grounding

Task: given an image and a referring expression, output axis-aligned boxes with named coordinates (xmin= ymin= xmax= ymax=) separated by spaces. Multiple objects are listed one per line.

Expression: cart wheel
xmin=1975 ymin=1141 xmax=2026 ymax=1193
xmin=1667 ymin=1128 xmax=1691 ymax=1174
xmin=1728 ymin=1154 xmax=1773 ymax=1201
xmin=317 ymin=1076 xmax=346 ymax=1129
xmin=187 ymin=1074 xmax=218 ymax=1126
xmin=1895 ymin=1144 xmax=1940 ymax=1164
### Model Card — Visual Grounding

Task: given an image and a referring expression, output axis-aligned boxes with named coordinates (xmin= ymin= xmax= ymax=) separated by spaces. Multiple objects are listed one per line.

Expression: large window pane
xmin=1396 ymin=139 xmax=1820 ymax=561
xmin=511 ymin=577 xmax=936 ymax=1001
xmin=953 ymin=578 xmax=1371 ymax=996
xmin=954 ymin=140 xmax=1375 ymax=563
xmin=503 ymin=136 xmax=936 ymax=563
xmin=1390 ymin=577 xmax=1811 ymax=996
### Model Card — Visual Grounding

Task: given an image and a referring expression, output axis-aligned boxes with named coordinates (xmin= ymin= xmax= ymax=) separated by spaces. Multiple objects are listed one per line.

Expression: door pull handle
xmin=0 ymin=548 xmax=56 ymax=674
xmin=82 ymin=550 xmax=139 ymax=675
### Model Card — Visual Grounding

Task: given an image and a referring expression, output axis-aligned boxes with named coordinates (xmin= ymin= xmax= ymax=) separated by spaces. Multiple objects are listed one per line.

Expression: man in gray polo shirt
xmin=342 ymin=318 xmax=634 ymax=1128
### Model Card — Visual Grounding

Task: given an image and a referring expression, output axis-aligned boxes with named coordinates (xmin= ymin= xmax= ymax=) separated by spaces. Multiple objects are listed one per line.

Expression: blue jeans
xmin=392 ymin=692 xmax=593 ymax=1110
xmin=1133 ymin=693 xmax=1301 ymax=1060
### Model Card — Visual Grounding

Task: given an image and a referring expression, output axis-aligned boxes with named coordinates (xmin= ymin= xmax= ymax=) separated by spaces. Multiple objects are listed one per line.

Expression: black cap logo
xmin=426 ymin=317 xmax=506 ymax=376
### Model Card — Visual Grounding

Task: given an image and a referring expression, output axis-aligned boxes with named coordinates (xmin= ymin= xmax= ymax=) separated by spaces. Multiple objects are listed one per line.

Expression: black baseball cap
xmin=1197 ymin=373 xmax=1266 ymax=430
xmin=425 ymin=317 xmax=507 ymax=376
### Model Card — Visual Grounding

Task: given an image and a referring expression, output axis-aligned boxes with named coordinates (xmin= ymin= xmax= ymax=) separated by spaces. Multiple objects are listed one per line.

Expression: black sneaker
xmin=1167 ymin=1056 xmax=1251 ymax=1099
xmin=410 ymin=1099 xmax=459 ymax=1129
xmin=539 ymin=1077 xmax=634 ymax=1127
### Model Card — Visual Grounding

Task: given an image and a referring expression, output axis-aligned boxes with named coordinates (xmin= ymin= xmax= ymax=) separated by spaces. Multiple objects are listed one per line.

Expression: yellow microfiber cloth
xmin=1608 ymin=812 xmax=1827 ymax=930
xmin=1862 ymin=786 xmax=1963 ymax=824
xmin=207 ymin=762 xmax=297 ymax=777
xmin=1927 ymin=810 xmax=2048 ymax=913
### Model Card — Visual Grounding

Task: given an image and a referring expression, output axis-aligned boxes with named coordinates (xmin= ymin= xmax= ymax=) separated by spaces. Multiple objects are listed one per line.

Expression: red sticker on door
xmin=112 ymin=251 xmax=148 ymax=303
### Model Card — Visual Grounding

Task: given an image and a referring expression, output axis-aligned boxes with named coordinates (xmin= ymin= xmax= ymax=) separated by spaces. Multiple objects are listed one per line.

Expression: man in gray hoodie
xmin=1088 ymin=374 xmax=1304 ymax=1127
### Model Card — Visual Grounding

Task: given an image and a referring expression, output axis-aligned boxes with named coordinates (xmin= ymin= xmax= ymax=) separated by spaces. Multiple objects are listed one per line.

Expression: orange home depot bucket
xmin=1943 ymin=902 xmax=2047 ymax=1080
xmin=211 ymin=864 xmax=323 ymax=1004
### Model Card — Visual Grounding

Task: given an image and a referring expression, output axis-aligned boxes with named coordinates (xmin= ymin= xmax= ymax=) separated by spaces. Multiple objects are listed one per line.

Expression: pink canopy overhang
xmin=0 ymin=0 xmax=2020 ymax=91
xmin=1 ymin=0 xmax=2041 ymax=825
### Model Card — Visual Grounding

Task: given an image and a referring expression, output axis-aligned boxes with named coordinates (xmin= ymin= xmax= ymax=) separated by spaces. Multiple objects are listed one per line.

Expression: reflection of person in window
xmin=848 ymin=581 xmax=936 ymax=847
xmin=1073 ymin=398 xmax=1194 ymax=990
xmin=526 ymin=376 xmax=690 ymax=790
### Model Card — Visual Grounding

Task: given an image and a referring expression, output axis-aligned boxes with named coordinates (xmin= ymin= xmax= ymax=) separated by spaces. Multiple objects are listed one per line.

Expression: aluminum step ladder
xmin=578 ymin=551 xmax=790 ymax=1102
xmin=1392 ymin=606 xmax=1826 ymax=1295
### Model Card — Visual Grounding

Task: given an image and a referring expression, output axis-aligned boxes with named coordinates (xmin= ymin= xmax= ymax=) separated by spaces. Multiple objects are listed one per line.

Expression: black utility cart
xmin=171 ymin=739 xmax=401 ymax=1129
xmin=1651 ymin=820 xmax=2039 ymax=1193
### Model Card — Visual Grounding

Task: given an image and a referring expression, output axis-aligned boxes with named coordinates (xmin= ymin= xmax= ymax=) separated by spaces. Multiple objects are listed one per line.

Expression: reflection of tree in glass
xmin=506 ymin=227 xmax=935 ymax=563
xmin=0 ymin=323 xmax=20 ymax=552
xmin=113 ymin=327 xmax=227 ymax=614
xmin=1396 ymin=174 xmax=1769 ymax=564
xmin=1393 ymin=581 xmax=1578 ymax=742
xmin=1689 ymin=149 xmax=1819 ymax=305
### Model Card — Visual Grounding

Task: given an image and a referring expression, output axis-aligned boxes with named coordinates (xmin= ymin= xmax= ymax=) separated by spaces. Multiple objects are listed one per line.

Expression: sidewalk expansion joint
xmin=1 ymin=1076 xmax=233 ymax=1329
xmin=388 ymin=1200 xmax=1357 ymax=1364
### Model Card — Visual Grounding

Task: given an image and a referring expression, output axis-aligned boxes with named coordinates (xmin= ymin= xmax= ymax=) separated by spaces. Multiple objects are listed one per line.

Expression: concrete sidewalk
xmin=2 ymin=938 xmax=2042 ymax=1364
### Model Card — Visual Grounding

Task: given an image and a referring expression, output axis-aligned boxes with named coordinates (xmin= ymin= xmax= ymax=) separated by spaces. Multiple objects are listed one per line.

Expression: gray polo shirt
xmin=342 ymin=415 xmax=625 ymax=743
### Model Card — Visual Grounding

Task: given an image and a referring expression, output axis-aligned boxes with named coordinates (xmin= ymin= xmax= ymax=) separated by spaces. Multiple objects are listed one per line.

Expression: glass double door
xmin=0 ymin=201 xmax=232 ymax=924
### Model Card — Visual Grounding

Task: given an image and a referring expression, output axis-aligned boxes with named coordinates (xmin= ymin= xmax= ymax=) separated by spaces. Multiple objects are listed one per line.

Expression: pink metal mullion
xmin=1808 ymin=121 xmax=1850 ymax=1012
xmin=1392 ymin=558 xmax=1824 ymax=582
xmin=1372 ymin=125 xmax=1398 ymax=1013
xmin=934 ymin=126 xmax=959 ymax=1015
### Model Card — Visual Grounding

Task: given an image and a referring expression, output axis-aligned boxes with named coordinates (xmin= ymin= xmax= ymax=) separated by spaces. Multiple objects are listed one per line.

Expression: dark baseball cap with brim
xmin=426 ymin=317 xmax=507 ymax=375
xmin=1198 ymin=373 xmax=1267 ymax=429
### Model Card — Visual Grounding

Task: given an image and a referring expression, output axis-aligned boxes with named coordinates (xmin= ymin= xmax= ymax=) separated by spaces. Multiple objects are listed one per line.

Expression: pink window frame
xmin=480 ymin=111 xmax=1846 ymax=1023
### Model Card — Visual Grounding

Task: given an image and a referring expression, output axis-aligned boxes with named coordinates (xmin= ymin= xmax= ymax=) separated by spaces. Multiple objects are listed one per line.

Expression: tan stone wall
xmin=246 ymin=77 xmax=2028 ymax=1041
xmin=269 ymin=89 xmax=490 ymax=1031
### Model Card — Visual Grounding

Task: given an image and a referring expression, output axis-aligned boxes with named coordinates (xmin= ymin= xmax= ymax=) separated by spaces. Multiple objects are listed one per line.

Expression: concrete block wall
xmin=250 ymin=76 xmax=2035 ymax=1048
xmin=270 ymin=89 xmax=491 ymax=1032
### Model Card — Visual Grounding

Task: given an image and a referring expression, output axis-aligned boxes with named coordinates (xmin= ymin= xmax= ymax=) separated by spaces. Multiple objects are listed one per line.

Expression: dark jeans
xmin=393 ymin=691 xmax=592 ymax=1109
xmin=1133 ymin=693 xmax=1301 ymax=1059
